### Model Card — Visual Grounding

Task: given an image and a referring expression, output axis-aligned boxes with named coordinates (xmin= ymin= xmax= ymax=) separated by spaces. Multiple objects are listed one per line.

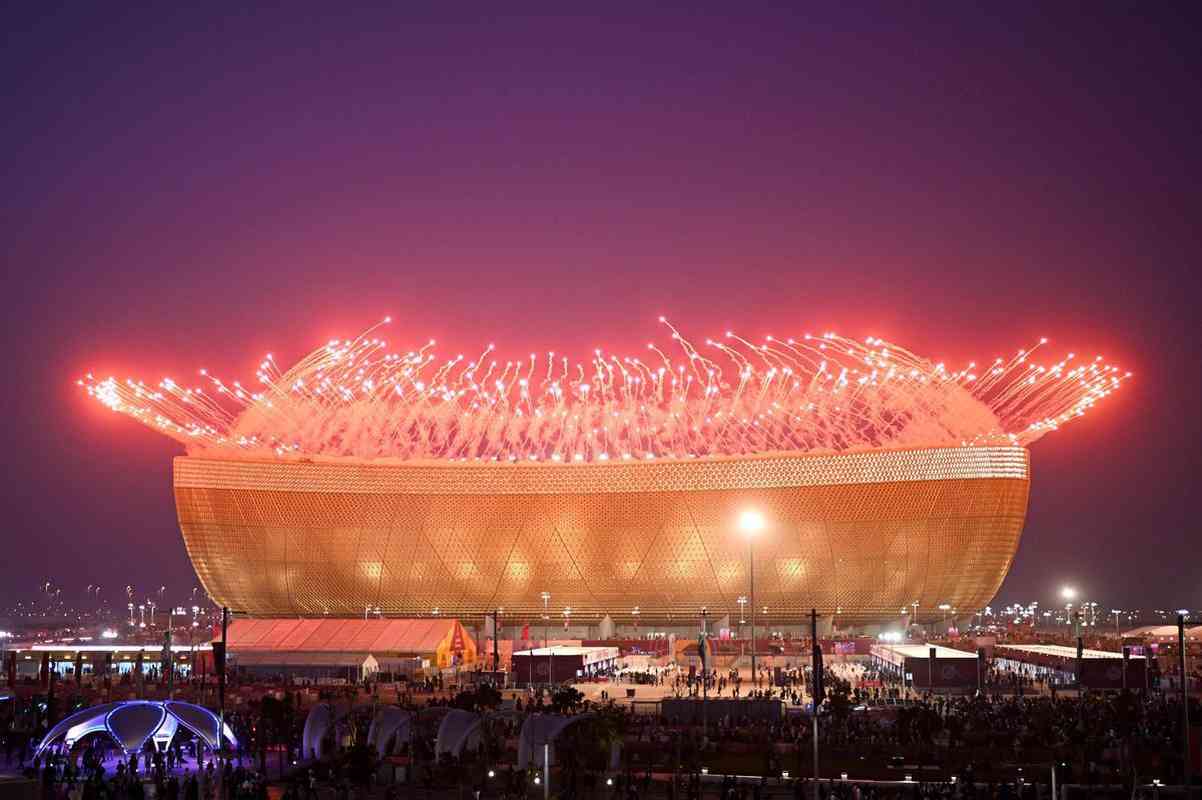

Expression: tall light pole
xmin=540 ymin=591 xmax=551 ymax=686
xmin=811 ymin=609 xmax=823 ymax=800
xmin=739 ymin=510 xmax=765 ymax=685
xmin=1179 ymin=612 xmax=1191 ymax=791
xmin=491 ymin=608 xmax=501 ymax=671
xmin=1061 ymin=586 xmax=1077 ymax=635
xmin=700 ymin=607 xmax=709 ymax=736
xmin=217 ymin=607 xmax=229 ymax=760
xmin=737 ymin=595 xmax=748 ymax=663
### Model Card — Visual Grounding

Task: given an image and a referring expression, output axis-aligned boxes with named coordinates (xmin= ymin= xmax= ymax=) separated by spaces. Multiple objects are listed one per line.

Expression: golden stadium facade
xmin=173 ymin=445 xmax=1029 ymax=625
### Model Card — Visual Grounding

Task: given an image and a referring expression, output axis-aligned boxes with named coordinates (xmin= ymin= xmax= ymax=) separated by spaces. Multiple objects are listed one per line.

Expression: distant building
xmin=214 ymin=617 xmax=477 ymax=682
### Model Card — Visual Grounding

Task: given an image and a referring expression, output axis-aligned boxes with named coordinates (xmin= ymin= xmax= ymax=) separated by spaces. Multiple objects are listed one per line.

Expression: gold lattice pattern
xmin=173 ymin=446 xmax=1030 ymax=624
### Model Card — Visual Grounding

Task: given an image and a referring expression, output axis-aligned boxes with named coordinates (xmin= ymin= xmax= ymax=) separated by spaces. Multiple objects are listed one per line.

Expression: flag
xmin=161 ymin=630 xmax=173 ymax=677
xmin=212 ymin=642 xmax=226 ymax=678
xmin=698 ymin=632 xmax=710 ymax=672
xmin=521 ymin=623 xmax=530 ymax=642
xmin=812 ymin=643 xmax=824 ymax=706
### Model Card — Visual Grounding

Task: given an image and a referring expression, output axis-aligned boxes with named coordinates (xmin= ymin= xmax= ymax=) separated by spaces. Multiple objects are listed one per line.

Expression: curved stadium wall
xmin=173 ymin=446 xmax=1029 ymax=624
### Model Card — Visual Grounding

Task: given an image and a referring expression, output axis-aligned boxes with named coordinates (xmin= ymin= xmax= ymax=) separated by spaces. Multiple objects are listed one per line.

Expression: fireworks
xmin=79 ymin=318 xmax=1127 ymax=462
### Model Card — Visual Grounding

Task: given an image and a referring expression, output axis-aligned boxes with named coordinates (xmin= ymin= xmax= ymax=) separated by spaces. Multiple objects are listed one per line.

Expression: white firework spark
xmin=79 ymin=318 xmax=1128 ymax=462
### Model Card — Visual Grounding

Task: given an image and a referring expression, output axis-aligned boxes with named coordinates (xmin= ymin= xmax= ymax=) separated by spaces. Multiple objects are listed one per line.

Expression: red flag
xmin=521 ymin=623 xmax=530 ymax=641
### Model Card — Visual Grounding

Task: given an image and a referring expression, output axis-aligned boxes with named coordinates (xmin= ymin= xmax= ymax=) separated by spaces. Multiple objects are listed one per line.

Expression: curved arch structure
xmin=517 ymin=713 xmax=597 ymax=769
xmin=301 ymin=703 xmax=341 ymax=761
xmin=366 ymin=706 xmax=412 ymax=758
xmin=434 ymin=709 xmax=481 ymax=759
xmin=174 ymin=446 xmax=1029 ymax=623
xmin=36 ymin=701 xmax=236 ymax=757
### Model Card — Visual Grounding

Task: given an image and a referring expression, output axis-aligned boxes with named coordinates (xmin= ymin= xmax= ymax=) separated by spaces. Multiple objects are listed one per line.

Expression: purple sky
xmin=3 ymin=3 xmax=1200 ymax=613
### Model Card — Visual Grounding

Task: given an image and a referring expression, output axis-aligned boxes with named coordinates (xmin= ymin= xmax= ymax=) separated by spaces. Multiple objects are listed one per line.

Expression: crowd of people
xmin=2 ymin=650 xmax=1199 ymax=799
xmin=28 ymin=745 xmax=270 ymax=800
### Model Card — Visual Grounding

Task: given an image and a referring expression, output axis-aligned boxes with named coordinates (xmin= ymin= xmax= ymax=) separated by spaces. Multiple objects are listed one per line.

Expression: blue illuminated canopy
xmin=36 ymin=700 xmax=237 ymax=756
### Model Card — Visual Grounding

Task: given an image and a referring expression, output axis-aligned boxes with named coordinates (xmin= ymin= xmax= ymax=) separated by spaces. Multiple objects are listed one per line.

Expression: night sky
xmin=3 ymin=4 xmax=1199 ymax=613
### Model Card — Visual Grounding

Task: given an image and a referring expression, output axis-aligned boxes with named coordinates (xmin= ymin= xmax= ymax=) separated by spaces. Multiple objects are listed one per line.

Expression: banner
xmin=161 ymin=631 xmax=173 ymax=682
xmin=211 ymin=642 xmax=226 ymax=677
xmin=1079 ymin=659 xmax=1146 ymax=689
xmin=812 ymin=645 xmax=824 ymax=704
xmin=905 ymin=657 xmax=978 ymax=688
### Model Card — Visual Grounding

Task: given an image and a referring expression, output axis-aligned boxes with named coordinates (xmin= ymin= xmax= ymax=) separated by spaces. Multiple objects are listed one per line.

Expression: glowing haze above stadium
xmin=80 ymin=318 xmax=1127 ymax=463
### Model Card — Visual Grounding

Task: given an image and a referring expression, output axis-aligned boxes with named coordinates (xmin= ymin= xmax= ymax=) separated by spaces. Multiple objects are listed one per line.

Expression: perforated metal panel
xmin=174 ymin=446 xmax=1030 ymax=624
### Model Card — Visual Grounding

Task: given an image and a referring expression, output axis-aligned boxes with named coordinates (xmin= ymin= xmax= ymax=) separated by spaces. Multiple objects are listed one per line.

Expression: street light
xmin=540 ymin=591 xmax=551 ymax=685
xmin=938 ymin=603 xmax=952 ymax=636
xmin=1061 ymin=587 xmax=1077 ymax=631
xmin=739 ymin=509 xmax=765 ymax=685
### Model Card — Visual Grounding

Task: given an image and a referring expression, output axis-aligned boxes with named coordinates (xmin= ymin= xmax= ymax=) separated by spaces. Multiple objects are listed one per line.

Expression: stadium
xmin=84 ymin=320 xmax=1122 ymax=627
xmin=174 ymin=446 xmax=1028 ymax=625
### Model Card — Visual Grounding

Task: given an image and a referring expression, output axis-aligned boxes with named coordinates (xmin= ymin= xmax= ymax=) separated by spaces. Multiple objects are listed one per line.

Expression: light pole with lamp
xmin=737 ymin=595 xmax=748 ymax=664
xmin=1177 ymin=612 xmax=1190 ymax=791
xmin=540 ymin=592 xmax=551 ymax=687
xmin=1061 ymin=586 xmax=1077 ymax=631
xmin=739 ymin=510 xmax=765 ymax=685
xmin=700 ymin=607 xmax=709 ymax=737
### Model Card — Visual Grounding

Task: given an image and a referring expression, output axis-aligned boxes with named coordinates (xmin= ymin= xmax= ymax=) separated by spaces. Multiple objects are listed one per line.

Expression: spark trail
xmin=80 ymin=319 xmax=1128 ymax=462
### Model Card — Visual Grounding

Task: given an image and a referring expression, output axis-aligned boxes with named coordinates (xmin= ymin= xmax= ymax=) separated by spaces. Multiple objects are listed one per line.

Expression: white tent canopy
xmin=366 ymin=706 xmax=413 ymax=758
xmin=435 ymin=709 xmax=482 ymax=759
